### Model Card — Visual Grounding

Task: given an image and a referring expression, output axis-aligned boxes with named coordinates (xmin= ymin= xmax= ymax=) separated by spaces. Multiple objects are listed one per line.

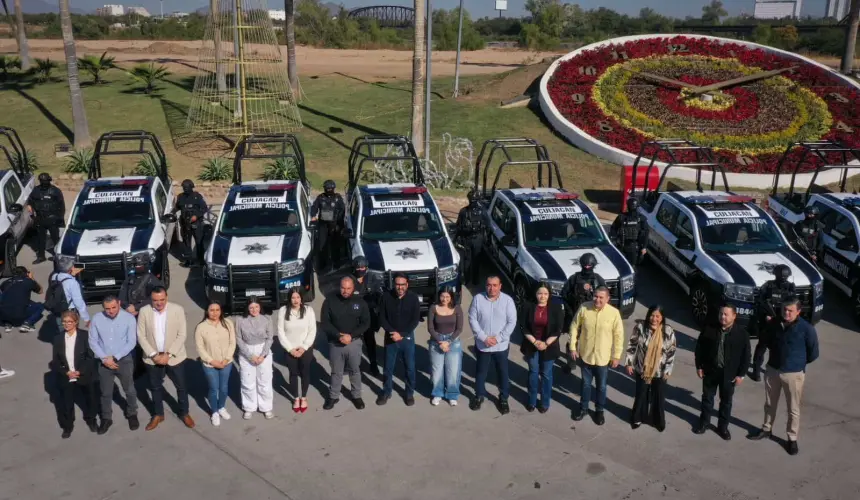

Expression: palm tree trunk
xmin=14 ymin=0 xmax=29 ymax=70
xmin=411 ymin=0 xmax=426 ymax=156
xmin=284 ymin=0 xmax=298 ymax=96
xmin=842 ymin=0 xmax=860 ymax=75
xmin=59 ymin=0 xmax=91 ymax=149
xmin=212 ymin=0 xmax=226 ymax=91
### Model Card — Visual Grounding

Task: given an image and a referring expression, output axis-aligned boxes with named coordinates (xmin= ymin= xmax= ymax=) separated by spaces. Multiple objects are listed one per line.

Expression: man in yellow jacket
xmin=569 ymin=286 xmax=624 ymax=425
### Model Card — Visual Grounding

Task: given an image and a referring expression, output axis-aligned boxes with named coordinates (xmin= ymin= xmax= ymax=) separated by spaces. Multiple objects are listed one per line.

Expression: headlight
xmin=126 ymin=248 xmax=156 ymax=263
xmin=278 ymin=258 xmax=305 ymax=276
xmin=724 ymin=283 xmax=755 ymax=302
xmin=620 ymin=274 xmax=635 ymax=293
xmin=437 ymin=264 xmax=458 ymax=283
xmin=546 ymin=279 xmax=565 ymax=296
xmin=813 ymin=281 xmax=823 ymax=298
xmin=207 ymin=263 xmax=228 ymax=279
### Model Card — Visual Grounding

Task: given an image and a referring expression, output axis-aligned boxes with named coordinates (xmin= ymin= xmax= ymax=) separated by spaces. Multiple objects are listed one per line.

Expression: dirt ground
xmin=0 ymin=39 xmax=561 ymax=80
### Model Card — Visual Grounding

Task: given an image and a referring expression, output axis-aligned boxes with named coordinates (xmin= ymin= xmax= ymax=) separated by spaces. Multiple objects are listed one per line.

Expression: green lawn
xmin=0 ymin=66 xmax=621 ymax=199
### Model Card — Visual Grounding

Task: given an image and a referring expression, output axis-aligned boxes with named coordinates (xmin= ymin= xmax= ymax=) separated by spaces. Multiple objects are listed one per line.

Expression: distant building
xmin=126 ymin=6 xmax=151 ymax=17
xmin=826 ymin=0 xmax=850 ymax=19
xmin=268 ymin=9 xmax=286 ymax=21
xmin=95 ymin=4 xmax=124 ymax=16
xmin=169 ymin=12 xmax=190 ymax=18
xmin=753 ymin=0 xmax=802 ymax=19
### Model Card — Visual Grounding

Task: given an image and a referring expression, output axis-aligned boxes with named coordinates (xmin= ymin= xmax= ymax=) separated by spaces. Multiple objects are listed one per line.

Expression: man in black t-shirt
xmin=0 ymin=266 xmax=44 ymax=332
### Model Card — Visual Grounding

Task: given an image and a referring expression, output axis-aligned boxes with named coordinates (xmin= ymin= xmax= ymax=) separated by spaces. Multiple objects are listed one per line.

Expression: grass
xmin=0 ymin=65 xmax=621 ymax=198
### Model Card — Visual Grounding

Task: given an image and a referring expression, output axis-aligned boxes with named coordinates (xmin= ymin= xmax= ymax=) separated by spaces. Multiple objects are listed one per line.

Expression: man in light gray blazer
xmin=137 ymin=286 xmax=195 ymax=430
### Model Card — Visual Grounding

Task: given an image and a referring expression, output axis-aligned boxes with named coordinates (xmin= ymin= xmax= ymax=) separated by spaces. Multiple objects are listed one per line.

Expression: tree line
xmin=4 ymin=0 xmax=853 ymax=56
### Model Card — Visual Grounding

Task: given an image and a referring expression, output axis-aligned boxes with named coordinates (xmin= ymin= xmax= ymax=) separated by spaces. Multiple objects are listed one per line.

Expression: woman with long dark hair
xmin=625 ymin=304 xmax=676 ymax=431
xmin=520 ymin=283 xmax=564 ymax=413
xmin=427 ymin=287 xmax=464 ymax=406
xmin=195 ymin=301 xmax=236 ymax=426
xmin=236 ymin=298 xmax=275 ymax=420
xmin=277 ymin=288 xmax=316 ymax=413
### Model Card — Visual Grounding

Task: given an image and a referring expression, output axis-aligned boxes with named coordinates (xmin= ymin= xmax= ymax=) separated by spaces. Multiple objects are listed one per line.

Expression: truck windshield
xmin=523 ymin=213 xmax=607 ymax=248
xmin=220 ymin=199 xmax=301 ymax=236
xmin=700 ymin=217 xmax=785 ymax=253
xmin=70 ymin=186 xmax=153 ymax=229
xmin=362 ymin=207 xmax=443 ymax=241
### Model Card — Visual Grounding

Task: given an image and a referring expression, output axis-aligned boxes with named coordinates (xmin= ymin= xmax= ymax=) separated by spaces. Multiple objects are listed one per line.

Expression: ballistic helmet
xmin=38 ymin=172 xmax=52 ymax=187
xmin=627 ymin=198 xmax=639 ymax=212
xmin=352 ymin=255 xmax=368 ymax=270
xmin=323 ymin=180 xmax=336 ymax=193
xmin=467 ymin=188 xmax=481 ymax=203
xmin=132 ymin=252 xmax=150 ymax=273
xmin=804 ymin=205 xmax=819 ymax=218
xmin=580 ymin=252 xmax=597 ymax=270
xmin=181 ymin=179 xmax=194 ymax=193
xmin=774 ymin=264 xmax=791 ymax=282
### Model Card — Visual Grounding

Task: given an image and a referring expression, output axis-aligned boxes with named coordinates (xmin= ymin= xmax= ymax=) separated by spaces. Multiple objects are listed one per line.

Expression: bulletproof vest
xmin=180 ymin=193 xmax=203 ymax=221
xmin=128 ymin=275 xmax=151 ymax=305
xmin=572 ymin=272 xmax=599 ymax=301
xmin=460 ymin=206 xmax=484 ymax=234
xmin=764 ymin=282 xmax=793 ymax=309
xmin=319 ymin=195 xmax=337 ymax=222
xmin=620 ymin=214 xmax=640 ymax=243
xmin=34 ymin=187 xmax=60 ymax=217
xmin=797 ymin=221 xmax=819 ymax=248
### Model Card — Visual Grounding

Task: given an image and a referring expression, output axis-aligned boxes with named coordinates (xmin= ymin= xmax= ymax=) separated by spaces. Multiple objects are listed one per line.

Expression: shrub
xmin=34 ymin=58 xmax=58 ymax=83
xmin=78 ymin=51 xmax=116 ymax=84
xmin=0 ymin=56 xmax=22 ymax=80
xmin=129 ymin=62 xmax=170 ymax=93
xmin=64 ymin=148 xmax=94 ymax=174
xmin=261 ymin=158 xmax=299 ymax=181
xmin=13 ymin=151 xmax=39 ymax=173
xmin=131 ymin=155 xmax=162 ymax=176
xmin=198 ymin=157 xmax=232 ymax=182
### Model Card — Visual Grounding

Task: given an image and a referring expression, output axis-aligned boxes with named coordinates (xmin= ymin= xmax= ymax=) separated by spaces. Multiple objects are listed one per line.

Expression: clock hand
xmin=623 ymin=68 xmax=704 ymax=93
xmin=687 ymin=66 xmax=798 ymax=96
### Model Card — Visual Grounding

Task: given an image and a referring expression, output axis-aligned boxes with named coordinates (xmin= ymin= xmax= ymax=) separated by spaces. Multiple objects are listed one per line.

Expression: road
xmin=0 ymin=240 xmax=859 ymax=500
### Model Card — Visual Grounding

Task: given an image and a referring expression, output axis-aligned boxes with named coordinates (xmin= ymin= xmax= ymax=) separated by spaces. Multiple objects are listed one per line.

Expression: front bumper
xmin=205 ymin=262 xmax=314 ymax=313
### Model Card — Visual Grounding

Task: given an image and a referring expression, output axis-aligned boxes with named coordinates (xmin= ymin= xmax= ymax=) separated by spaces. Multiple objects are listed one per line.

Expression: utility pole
xmin=161 ymin=0 xmax=164 ymax=19
xmin=842 ymin=0 xmax=860 ymax=75
xmin=452 ymin=0 xmax=464 ymax=98
xmin=424 ymin=0 xmax=432 ymax=163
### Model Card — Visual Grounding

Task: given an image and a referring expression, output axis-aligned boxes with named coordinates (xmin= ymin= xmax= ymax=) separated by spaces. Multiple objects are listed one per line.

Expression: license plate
xmin=95 ymin=278 xmax=115 ymax=287
xmin=245 ymin=289 xmax=265 ymax=297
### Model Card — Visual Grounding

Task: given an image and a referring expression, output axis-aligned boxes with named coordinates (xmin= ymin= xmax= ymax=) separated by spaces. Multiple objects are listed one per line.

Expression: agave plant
xmin=77 ymin=52 xmax=116 ymax=84
xmin=261 ymin=158 xmax=299 ymax=181
xmin=131 ymin=155 xmax=162 ymax=176
xmin=64 ymin=148 xmax=94 ymax=174
xmin=34 ymin=58 xmax=58 ymax=83
xmin=198 ymin=157 xmax=231 ymax=182
xmin=130 ymin=62 xmax=171 ymax=94
xmin=0 ymin=55 xmax=21 ymax=80
xmin=13 ymin=151 xmax=39 ymax=173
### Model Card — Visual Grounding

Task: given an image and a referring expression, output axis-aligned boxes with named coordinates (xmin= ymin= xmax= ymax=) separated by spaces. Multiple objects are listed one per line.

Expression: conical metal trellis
xmin=185 ymin=0 xmax=302 ymax=141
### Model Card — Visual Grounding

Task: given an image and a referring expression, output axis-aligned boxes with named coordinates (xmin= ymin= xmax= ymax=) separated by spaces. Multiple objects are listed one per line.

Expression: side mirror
xmin=836 ymin=238 xmax=857 ymax=252
xmin=675 ymin=236 xmax=694 ymax=251
xmin=8 ymin=203 xmax=23 ymax=214
xmin=162 ymin=213 xmax=177 ymax=223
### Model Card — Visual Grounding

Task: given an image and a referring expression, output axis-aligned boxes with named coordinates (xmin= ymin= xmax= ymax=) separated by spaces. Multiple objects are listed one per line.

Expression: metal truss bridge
xmin=347 ymin=5 xmax=415 ymax=28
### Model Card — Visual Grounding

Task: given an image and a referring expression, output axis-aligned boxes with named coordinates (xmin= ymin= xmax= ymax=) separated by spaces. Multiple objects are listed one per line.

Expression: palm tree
xmin=842 ymin=0 xmax=860 ymax=75
xmin=59 ymin=0 xmax=92 ymax=149
xmin=284 ymin=0 xmax=298 ymax=96
xmin=33 ymin=57 xmax=57 ymax=82
xmin=411 ymin=0 xmax=426 ymax=156
xmin=78 ymin=51 xmax=116 ymax=84
xmin=13 ymin=0 xmax=29 ymax=70
xmin=0 ymin=55 xmax=21 ymax=80
xmin=131 ymin=62 xmax=171 ymax=94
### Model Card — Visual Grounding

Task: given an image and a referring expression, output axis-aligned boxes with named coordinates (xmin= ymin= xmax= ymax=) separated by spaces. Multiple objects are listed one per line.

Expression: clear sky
xmin=74 ymin=0 xmax=830 ymax=20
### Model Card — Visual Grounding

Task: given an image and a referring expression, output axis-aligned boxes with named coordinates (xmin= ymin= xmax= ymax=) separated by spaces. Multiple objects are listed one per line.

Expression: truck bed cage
xmin=770 ymin=141 xmax=860 ymax=206
xmin=232 ymin=134 xmax=307 ymax=186
xmin=629 ymin=139 xmax=729 ymax=199
xmin=0 ymin=127 xmax=29 ymax=178
xmin=347 ymin=135 xmax=423 ymax=192
xmin=88 ymin=130 xmax=169 ymax=184
xmin=474 ymin=138 xmax=562 ymax=198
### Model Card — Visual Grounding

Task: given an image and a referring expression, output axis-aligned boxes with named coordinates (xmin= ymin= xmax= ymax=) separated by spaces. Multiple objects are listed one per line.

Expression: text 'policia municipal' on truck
xmin=0 ymin=128 xmax=36 ymax=276
xmin=630 ymin=140 xmax=823 ymax=327
xmin=765 ymin=141 xmax=860 ymax=324
xmin=473 ymin=138 xmax=636 ymax=317
xmin=204 ymin=135 xmax=314 ymax=313
xmin=344 ymin=135 xmax=460 ymax=310
xmin=56 ymin=131 xmax=178 ymax=300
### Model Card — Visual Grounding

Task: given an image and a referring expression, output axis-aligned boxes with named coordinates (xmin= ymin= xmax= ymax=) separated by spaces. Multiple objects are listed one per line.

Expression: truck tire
xmin=2 ymin=238 xmax=16 ymax=277
xmin=691 ymin=281 xmax=711 ymax=327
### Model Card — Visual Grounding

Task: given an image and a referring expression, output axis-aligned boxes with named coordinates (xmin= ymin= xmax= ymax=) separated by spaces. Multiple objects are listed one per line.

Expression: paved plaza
xmin=0 ymin=240 xmax=858 ymax=500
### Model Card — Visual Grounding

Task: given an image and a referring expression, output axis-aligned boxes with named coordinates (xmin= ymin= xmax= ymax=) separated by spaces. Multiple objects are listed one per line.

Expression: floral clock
xmin=540 ymin=34 xmax=860 ymax=174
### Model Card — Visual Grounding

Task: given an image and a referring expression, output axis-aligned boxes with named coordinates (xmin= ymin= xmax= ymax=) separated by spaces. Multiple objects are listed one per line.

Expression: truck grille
xmin=77 ymin=254 xmax=127 ymax=297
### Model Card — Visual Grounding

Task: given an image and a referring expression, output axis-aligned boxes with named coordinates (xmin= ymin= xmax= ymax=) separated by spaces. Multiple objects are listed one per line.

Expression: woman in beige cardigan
xmin=195 ymin=301 xmax=236 ymax=427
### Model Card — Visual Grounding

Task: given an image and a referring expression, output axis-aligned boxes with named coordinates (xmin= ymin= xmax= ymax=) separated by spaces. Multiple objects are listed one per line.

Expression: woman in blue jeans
xmin=194 ymin=301 xmax=236 ymax=427
xmin=427 ymin=288 xmax=464 ymax=406
xmin=520 ymin=284 xmax=564 ymax=413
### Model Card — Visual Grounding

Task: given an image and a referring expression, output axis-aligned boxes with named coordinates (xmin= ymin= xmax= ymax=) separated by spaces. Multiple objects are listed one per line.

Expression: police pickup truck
xmin=639 ymin=190 xmax=824 ymax=326
xmin=0 ymin=127 xmax=35 ymax=276
xmin=204 ymin=135 xmax=314 ymax=313
xmin=56 ymin=131 xmax=177 ymax=300
xmin=344 ymin=135 xmax=460 ymax=310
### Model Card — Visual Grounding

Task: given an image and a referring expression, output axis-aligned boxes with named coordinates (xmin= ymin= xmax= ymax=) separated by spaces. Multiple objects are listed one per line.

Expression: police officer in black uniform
xmin=172 ymin=179 xmax=208 ymax=267
xmin=610 ymin=198 xmax=649 ymax=268
xmin=455 ymin=188 xmax=485 ymax=285
xmin=118 ymin=253 xmax=164 ymax=317
xmin=793 ymin=205 xmax=824 ymax=265
xmin=749 ymin=264 xmax=796 ymax=382
xmin=28 ymin=173 xmax=65 ymax=265
xmin=311 ymin=180 xmax=345 ymax=273
xmin=560 ymin=252 xmax=606 ymax=374
xmin=350 ymin=256 xmax=380 ymax=376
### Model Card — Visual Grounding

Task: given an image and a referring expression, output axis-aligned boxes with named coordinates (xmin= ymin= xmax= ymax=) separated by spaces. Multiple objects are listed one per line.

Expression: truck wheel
xmin=691 ymin=282 xmax=710 ymax=327
xmin=2 ymin=239 xmax=16 ymax=277
xmin=514 ymin=277 xmax=529 ymax=312
xmin=161 ymin=250 xmax=171 ymax=289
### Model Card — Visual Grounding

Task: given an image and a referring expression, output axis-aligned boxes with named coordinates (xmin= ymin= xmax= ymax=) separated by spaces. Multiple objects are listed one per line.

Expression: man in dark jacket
xmin=793 ymin=205 xmax=824 ymax=265
xmin=350 ymin=256 xmax=380 ymax=376
xmin=750 ymin=264 xmax=795 ymax=381
xmin=320 ymin=276 xmax=370 ymax=410
xmin=172 ymin=179 xmax=208 ymax=267
xmin=311 ymin=180 xmax=346 ymax=273
xmin=376 ymin=273 xmax=421 ymax=407
xmin=609 ymin=198 xmax=649 ymax=268
xmin=0 ymin=266 xmax=44 ymax=332
xmin=118 ymin=253 xmax=164 ymax=317
xmin=28 ymin=172 xmax=65 ymax=264
xmin=694 ymin=304 xmax=751 ymax=440
xmin=747 ymin=297 xmax=819 ymax=456
xmin=455 ymin=188 xmax=485 ymax=285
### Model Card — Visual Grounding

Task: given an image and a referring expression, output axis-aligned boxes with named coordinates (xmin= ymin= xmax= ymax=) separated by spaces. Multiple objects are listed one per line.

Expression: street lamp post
xmin=424 ymin=0 xmax=432 ymax=163
xmin=452 ymin=0 xmax=464 ymax=98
